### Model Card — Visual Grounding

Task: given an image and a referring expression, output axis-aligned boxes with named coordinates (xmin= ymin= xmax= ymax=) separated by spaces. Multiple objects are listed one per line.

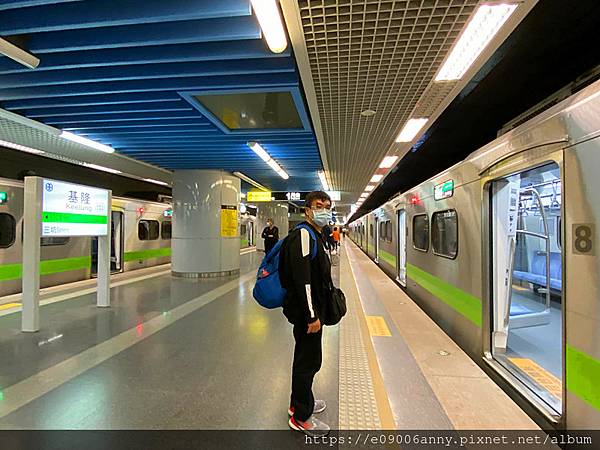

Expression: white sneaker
xmin=288 ymin=415 xmax=330 ymax=437
xmin=288 ymin=399 xmax=326 ymax=416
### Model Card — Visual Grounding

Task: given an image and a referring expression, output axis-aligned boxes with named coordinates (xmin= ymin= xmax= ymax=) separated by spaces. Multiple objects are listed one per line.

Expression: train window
xmin=431 ymin=210 xmax=458 ymax=259
xmin=161 ymin=221 xmax=172 ymax=240
xmin=379 ymin=221 xmax=385 ymax=240
xmin=41 ymin=236 xmax=70 ymax=246
xmin=386 ymin=221 xmax=392 ymax=242
xmin=240 ymin=224 xmax=247 ymax=235
xmin=412 ymin=214 xmax=429 ymax=252
xmin=138 ymin=220 xmax=159 ymax=240
xmin=0 ymin=213 xmax=16 ymax=248
xmin=370 ymin=223 xmax=373 ymax=237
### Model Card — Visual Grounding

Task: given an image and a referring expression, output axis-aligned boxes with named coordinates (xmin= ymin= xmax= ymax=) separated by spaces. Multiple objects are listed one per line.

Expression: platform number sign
xmin=572 ymin=223 xmax=595 ymax=255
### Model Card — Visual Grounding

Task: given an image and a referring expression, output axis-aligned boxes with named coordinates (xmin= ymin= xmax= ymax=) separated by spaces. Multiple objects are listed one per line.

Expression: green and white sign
xmin=41 ymin=179 xmax=109 ymax=236
xmin=434 ymin=179 xmax=454 ymax=201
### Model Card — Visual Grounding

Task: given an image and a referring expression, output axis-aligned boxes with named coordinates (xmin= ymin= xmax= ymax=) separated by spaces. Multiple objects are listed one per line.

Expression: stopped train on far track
xmin=349 ymin=79 xmax=600 ymax=429
xmin=0 ymin=181 xmax=257 ymax=298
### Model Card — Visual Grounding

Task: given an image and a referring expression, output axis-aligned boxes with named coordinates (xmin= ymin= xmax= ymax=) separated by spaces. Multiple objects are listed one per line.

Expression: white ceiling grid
xmin=296 ymin=0 xmax=479 ymax=200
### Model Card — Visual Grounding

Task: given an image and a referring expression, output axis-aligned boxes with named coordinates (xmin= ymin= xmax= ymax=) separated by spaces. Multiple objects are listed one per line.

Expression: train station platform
xmin=0 ymin=241 xmax=537 ymax=434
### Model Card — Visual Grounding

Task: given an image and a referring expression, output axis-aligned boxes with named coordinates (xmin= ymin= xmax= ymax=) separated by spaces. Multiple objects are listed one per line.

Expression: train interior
xmin=91 ymin=211 xmax=124 ymax=275
xmin=490 ymin=162 xmax=563 ymax=415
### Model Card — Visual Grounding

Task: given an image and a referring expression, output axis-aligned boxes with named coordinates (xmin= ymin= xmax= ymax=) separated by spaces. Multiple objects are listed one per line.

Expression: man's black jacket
xmin=279 ymin=222 xmax=332 ymax=325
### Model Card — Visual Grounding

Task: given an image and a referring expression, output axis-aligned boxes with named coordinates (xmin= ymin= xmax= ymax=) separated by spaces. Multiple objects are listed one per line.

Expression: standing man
xmin=261 ymin=218 xmax=279 ymax=255
xmin=331 ymin=227 xmax=341 ymax=252
xmin=279 ymin=191 xmax=333 ymax=437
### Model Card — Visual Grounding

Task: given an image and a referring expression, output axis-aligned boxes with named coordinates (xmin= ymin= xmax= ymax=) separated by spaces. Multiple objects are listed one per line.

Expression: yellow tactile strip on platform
xmin=365 ymin=316 xmax=392 ymax=337
xmin=509 ymin=357 xmax=562 ymax=399
xmin=0 ymin=303 xmax=20 ymax=311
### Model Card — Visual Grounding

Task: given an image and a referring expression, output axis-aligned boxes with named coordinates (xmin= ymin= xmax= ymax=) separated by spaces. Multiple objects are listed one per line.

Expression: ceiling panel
xmin=0 ymin=0 xmax=323 ymax=192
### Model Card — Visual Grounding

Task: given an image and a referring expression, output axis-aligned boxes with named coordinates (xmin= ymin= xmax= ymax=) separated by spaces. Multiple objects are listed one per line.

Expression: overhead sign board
xmin=247 ymin=191 xmax=272 ymax=202
xmin=434 ymin=180 xmax=454 ymax=201
xmin=325 ymin=191 xmax=341 ymax=201
xmin=41 ymin=178 xmax=109 ymax=237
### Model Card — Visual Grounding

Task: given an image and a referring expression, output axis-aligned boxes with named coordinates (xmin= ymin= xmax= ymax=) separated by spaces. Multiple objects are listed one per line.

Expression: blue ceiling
xmin=0 ymin=0 xmax=323 ymax=192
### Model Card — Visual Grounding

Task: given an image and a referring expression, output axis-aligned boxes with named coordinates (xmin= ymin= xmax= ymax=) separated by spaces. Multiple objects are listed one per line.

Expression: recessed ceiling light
xmin=0 ymin=139 xmax=44 ymax=155
xmin=364 ymin=185 xmax=375 ymax=192
xmin=360 ymin=109 xmax=376 ymax=117
xmin=318 ymin=170 xmax=330 ymax=191
xmin=396 ymin=118 xmax=428 ymax=143
xmin=370 ymin=174 xmax=383 ymax=183
xmin=379 ymin=155 xmax=399 ymax=169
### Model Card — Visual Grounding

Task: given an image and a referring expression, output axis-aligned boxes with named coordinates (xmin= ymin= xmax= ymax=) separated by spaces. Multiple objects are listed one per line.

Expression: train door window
xmin=431 ymin=210 xmax=458 ymax=259
xmin=0 ymin=213 xmax=16 ymax=248
xmin=489 ymin=162 xmax=563 ymax=415
xmin=138 ymin=220 xmax=159 ymax=240
xmin=386 ymin=221 xmax=392 ymax=242
xmin=161 ymin=221 xmax=172 ymax=239
xmin=369 ymin=223 xmax=373 ymax=238
xmin=412 ymin=214 xmax=429 ymax=252
xmin=397 ymin=210 xmax=407 ymax=286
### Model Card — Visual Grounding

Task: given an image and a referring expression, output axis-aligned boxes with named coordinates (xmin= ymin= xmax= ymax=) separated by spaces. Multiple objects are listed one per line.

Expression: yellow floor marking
xmin=0 ymin=303 xmax=20 ymax=311
xmin=509 ymin=357 xmax=562 ymax=399
xmin=366 ymin=315 xmax=392 ymax=337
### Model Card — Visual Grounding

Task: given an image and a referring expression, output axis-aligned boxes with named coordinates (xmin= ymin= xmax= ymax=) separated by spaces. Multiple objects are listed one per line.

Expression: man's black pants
xmin=290 ymin=322 xmax=323 ymax=422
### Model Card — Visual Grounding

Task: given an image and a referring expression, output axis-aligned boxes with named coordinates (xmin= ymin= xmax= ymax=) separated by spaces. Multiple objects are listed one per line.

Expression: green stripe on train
xmin=1 ymin=248 xmax=172 ymax=281
xmin=124 ymin=247 xmax=171 ymax=262
xmin=407 ymin=263 xmax=482 ymax=327
xmin=567 ymin=344 xmax=600 ymax=412
xmin=42 ymin=211 xmax=108 ymax=224
xmin=378 ymin=249 xmax=396 ymax=267
xmin=0 ymin=256 xmax=91 ymax=281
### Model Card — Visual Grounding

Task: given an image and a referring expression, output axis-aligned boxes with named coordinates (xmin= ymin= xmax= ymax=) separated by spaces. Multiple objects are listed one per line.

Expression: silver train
xmin=350 ymin=79 xmax=600 ymax=429
xmin=0 ymin=179 xmax=257 ymax=297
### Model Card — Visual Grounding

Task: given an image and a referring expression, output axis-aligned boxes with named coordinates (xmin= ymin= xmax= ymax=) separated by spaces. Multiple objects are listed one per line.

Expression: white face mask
xmin=311 ymin=208 xmax=332 ymax=227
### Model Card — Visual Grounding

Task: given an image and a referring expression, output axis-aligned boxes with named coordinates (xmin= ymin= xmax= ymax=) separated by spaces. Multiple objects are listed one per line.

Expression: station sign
xmin=434 ymin=180 xmax=454 ymax=201
xmin=41 ymin=179 xmax=109 ymax=237
xmin=247 ymin=191 xmax=272 ymax=202
xmin=0 ymin=191 xmax=7 ymax=204
xmin=163 ymin=209 xmax=173 ymax=218
xmin=220 ymin=205 xmax=238 ymax=237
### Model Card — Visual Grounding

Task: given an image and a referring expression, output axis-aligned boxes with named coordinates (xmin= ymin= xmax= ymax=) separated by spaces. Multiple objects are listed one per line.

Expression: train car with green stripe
xmin=0 ymin=178 xmax=172 ymax=297
xmin=348 ymin=79 xmax=600 ymax=430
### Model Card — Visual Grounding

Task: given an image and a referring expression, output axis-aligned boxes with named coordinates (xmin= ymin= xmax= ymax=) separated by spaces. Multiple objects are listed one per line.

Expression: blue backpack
xmin=253 ymin=224 xmax=318 ymax=309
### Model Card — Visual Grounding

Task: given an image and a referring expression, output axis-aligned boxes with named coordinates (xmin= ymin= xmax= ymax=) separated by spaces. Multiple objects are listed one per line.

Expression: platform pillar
xmin=171 ymin=170 xmax=240 ymax=278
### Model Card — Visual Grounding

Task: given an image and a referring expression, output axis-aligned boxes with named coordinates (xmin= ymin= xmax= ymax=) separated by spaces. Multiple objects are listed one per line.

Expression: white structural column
xmin=172 ymin=170 xmax=241 ymax=277
xmin=22 ymin=177 xmax=42 ymax=332
xmin=96 ymin=191 xmax=112 ymax=307
xmin=256 ymin=202 xmax=289 ymax=252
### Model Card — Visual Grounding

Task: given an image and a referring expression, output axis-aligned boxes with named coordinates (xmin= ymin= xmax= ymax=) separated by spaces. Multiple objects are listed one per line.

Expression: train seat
xmin=513 ymin=251 xmax=562 ymax=291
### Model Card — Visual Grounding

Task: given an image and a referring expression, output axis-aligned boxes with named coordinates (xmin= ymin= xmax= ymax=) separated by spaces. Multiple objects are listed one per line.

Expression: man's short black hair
xmin=304 ymin=190 xmax=331 ymax=209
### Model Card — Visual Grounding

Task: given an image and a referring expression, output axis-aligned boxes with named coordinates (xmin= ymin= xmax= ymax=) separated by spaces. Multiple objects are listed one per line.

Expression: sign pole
xmin=22 ymin=177 xmax=42 ymax=332
xmin=96 ymin=191 xmax=112 ymax=307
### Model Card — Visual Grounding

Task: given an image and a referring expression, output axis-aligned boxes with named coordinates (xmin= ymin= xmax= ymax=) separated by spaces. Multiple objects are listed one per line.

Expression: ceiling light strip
xmin=0 ymin=37 xmax=40 ymax=69
xmin=0 ymin=139 xmax=45 ymax=155
xmin=250 ymin=0 xmax=288 ymax=54
xmin=247 ymin=141 xmax=289 ymax=180
xmin=60 ymin=131 xmax=115 ymax=154
xmin=435 ymin=4 xmax=518 ymax=82
xmin=233 ymin=171 xmax=269 ymax=192
xmin=318 ymin=170 xmax=330 ymax=191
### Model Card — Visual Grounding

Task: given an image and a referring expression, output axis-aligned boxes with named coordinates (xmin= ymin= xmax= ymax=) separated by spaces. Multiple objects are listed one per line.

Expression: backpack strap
xmin=295 ymin=224 xmax=318 ymax=260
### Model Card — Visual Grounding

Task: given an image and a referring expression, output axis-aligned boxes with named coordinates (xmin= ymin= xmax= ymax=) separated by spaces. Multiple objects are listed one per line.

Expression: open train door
xmin=92 ymin=210 xmax=124 ymax=275
xmin=485 ymin=149 xmax=564 ymax=425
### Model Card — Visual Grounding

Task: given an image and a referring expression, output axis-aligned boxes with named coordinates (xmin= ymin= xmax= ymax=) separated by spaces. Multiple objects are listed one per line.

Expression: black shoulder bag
xmin=322 ymin=279 xmax=347 ymax=326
